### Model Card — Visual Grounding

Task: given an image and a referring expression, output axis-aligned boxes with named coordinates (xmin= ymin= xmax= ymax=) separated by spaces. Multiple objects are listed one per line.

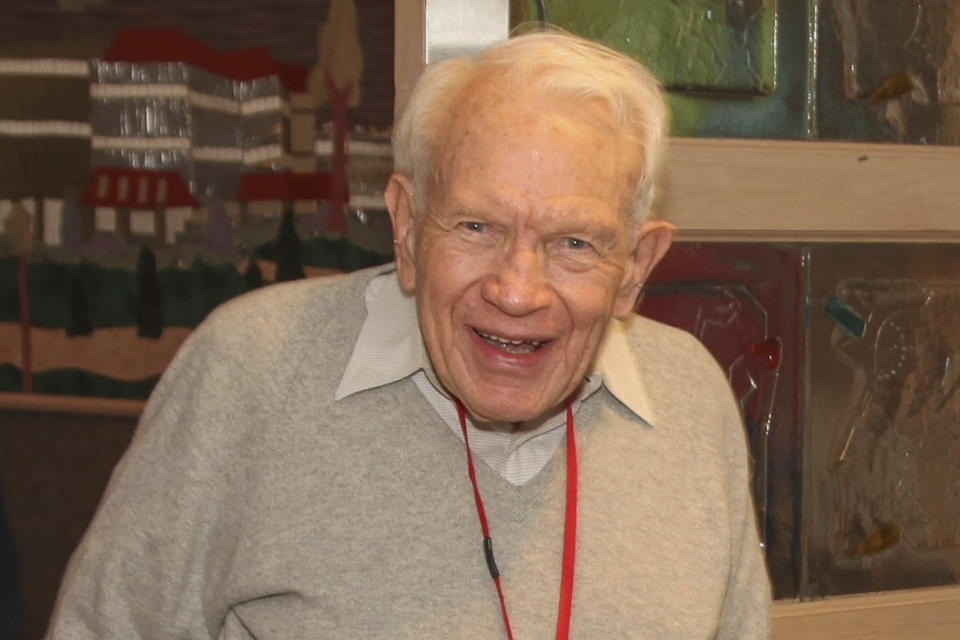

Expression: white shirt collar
xmin=335 ymin=266 xmax=656 ymax=429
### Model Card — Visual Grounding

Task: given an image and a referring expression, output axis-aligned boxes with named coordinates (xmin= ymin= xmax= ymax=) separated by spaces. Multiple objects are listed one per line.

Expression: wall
xmin=0 ymin=395 xmax=139 ymax=640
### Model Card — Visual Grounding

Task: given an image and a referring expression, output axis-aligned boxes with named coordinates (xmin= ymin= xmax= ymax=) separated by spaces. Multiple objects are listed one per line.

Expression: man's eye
xmin=462 ymin=221 xmax=487 ymax=233
xmin=562 ymin=237 xmax=591 ymax=250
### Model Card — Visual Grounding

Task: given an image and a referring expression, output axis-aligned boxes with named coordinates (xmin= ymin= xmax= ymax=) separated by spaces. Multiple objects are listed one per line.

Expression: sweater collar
xmin=335 ymin=265 xmax=656 ymax=427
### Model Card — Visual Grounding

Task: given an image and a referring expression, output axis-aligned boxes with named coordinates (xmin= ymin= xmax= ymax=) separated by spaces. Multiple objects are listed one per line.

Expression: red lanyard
xmin=456 ymin=401 xmax=579 ymax=640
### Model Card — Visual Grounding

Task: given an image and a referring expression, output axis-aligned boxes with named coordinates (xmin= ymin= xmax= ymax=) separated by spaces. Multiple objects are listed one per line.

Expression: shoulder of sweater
xmin=152 ymin=266 xmax=380 ymax=405
xmin=621 ymin=316 xmax=748 ymax=466
xmin=621 ymin=314 xmax=732 ymax=400
xmin=192 ymin=266 xmax=378 ymax=348
xmin=139 ymin=267 xmax=383 ymax=444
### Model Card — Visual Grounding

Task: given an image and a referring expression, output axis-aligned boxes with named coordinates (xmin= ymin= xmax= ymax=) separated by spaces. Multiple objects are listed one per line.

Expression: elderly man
xmin=48 ymin=32 xmax=770 ymax=639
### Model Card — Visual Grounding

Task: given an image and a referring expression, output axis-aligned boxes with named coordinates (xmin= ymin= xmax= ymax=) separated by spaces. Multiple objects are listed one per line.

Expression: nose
xmin=480 ymin=243 xmax=554 ymax=316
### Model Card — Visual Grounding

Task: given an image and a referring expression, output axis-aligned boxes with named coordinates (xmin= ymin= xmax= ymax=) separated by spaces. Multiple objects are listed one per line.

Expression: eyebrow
xmin=537 ymin=205 xmax=622 ymax=235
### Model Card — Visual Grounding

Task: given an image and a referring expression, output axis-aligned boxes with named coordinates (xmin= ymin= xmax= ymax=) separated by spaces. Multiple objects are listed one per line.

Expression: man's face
xmin=389 ymin=89 xmax=670 ymax=424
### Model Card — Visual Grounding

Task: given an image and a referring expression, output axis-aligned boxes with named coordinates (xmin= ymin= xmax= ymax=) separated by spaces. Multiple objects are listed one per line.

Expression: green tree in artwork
xmin=65 ymin=268 xmax=93 ymax=337
xmin=135 ymin=246 xmax=163 ymax=338
xmin=274 ymin=207 xmax=305 ymax=282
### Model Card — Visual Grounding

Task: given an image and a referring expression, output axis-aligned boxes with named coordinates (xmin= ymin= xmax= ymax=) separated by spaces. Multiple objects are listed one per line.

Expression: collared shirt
xmin=335 ymin=266 xmax=656 ymax=485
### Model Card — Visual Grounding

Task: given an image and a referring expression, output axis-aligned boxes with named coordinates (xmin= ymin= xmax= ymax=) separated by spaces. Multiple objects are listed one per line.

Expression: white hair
xmin=392 ymin=29 xmax=669 ymax=224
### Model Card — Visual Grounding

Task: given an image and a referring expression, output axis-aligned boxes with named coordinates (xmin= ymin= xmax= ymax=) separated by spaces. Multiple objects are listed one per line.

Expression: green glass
xmin=517 ymin=0 xmax=776 ymax=95
xmin=515 ymin=0 xmax=815 ymax=139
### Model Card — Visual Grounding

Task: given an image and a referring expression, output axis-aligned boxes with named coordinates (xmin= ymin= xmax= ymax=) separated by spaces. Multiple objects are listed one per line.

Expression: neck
xmin=464 ymin=402 xmax=571 ymax=434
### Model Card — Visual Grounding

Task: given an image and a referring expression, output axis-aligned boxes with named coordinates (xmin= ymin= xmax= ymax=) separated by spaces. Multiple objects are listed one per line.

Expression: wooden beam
xmin=772 ymin=585 xmax=960 ymax=639
xmin=658 ymin=138 xmax=960 ymax=241
xmin=394 ymin=0 xmax=426 ymax=122
xmin=0 ymin=392 xmax=144 ymax=418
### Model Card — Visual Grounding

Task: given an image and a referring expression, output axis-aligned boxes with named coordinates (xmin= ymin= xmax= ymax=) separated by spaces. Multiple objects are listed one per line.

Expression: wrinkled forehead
xmin=428 ymin=77 xmax=644 ymax=216
xmin=447 ymin=70 xmax=626 ymax=140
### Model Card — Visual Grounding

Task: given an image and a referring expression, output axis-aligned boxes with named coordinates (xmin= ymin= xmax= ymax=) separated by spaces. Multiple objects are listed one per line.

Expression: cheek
xmin=416 ymin=259 xmax=480 ymax=340
xmin=419 ymin=246 xmax=491 ymax=306
xmin=558 ymin=273 xmax=623 ymax=330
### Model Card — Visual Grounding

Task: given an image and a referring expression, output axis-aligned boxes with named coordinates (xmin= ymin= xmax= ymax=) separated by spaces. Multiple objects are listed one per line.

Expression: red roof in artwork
xmin=236 ymin=171 xmax=336 ymax=202
xmin=103 ymin=27 xmax=310 ymax=91
xmin=276 ymin=63 xmax=310 ymax=93
xmin=82 ymin=167 xmax=198 ymax=208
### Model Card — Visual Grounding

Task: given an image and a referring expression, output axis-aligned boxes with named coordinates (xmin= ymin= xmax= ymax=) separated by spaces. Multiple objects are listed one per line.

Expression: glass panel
xmin=805 ymin=243 xmax=960 ymax=597
xmin=514 ymin=1 xmax=815 ymax=139
xmin=517 ymin=0 xmax=777 ymax=95
xmin=818 ymin=0 xmax=960 ymax=143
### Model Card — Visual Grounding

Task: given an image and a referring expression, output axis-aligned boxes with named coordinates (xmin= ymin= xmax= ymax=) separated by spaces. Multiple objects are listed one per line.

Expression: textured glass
xmin=819 ymin=1 xmax=960 ymax=143
xmin=638 ymin=242 xmax=804 ymax=599
xmin=805 ymin=244 xmax=960 ymax=597
xmin=517 ymin=0 xmax=777 ymax=95
xmin=512 ymin=0 xmax=813 ymax=139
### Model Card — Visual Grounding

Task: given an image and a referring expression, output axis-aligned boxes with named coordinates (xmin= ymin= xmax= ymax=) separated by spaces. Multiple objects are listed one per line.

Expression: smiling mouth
xmin=474 ymin=329 xmax=547 ymax=354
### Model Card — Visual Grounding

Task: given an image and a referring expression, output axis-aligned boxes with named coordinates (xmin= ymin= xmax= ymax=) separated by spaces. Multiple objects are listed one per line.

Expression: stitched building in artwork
xmin=90 ymin=27 xmax=314 ymax=203
xmin=236 ymin=171 xmax=336 ymax=218
xmin=0 ymin=26 xmax=391 ymax=258
xmin=0 ymin=56 xmax=92 ymax=250
xmin=80 ymin=167 xmax=198 ymax=248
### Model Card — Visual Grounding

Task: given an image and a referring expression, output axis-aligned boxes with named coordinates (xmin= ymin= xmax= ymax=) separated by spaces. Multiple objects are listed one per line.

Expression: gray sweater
xmin=47 ymin=267 xmax=770 ymax=639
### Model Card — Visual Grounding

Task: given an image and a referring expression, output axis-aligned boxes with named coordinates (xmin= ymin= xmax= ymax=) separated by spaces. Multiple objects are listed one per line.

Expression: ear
xmin=612 ymin=219 xmax=675 ymax=319
xmin=385 ymin=173 xmax=418 ymax=294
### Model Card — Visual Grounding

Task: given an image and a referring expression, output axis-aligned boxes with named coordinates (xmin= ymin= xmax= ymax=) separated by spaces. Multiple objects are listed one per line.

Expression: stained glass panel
xmin=805 ymin=243 xmax=960 ymax=596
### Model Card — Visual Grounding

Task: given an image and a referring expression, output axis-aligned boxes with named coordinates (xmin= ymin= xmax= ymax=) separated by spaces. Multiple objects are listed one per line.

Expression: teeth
xmin=478 ymin=330 xmax=542 ymax=348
